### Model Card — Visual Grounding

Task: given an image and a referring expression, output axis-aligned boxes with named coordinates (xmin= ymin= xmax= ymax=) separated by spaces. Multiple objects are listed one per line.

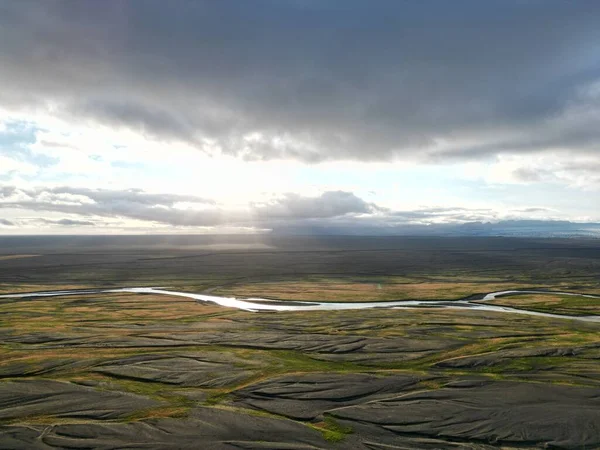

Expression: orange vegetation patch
xmin=0 ymin=291 xmax=231 ymax=332
xmin=218 ymin=280 xmax=528 ymax=302
xmin=484 ymin=293 xmax=600 ymax=315
xmin=0 ymin=283 xmax=98 ymax=293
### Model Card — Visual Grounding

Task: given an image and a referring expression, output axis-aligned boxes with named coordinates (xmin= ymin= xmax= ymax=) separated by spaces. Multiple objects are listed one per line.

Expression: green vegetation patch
xmin=485 ymin=293 xmax=600 ymax=316
xmin=214 ymin=275 xmax=541 ymax=302
xmin=313 ymin=416 xmax=354 ymax=443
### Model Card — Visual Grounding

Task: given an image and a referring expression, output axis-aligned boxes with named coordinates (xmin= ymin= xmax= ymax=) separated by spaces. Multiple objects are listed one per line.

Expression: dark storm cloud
xmin=1 ymin=1 xmax=600 ymax=161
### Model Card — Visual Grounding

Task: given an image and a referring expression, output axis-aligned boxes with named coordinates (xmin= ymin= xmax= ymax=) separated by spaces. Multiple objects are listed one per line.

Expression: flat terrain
xmin=0 ymin=236 xmax=599 ymax=449
xmin=483 ymin=293 xmax=600 ymax=316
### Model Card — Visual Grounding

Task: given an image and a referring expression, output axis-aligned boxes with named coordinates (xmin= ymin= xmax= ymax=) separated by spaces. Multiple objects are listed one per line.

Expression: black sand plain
xmin=0 ymin=235 xmax=599 ymax=449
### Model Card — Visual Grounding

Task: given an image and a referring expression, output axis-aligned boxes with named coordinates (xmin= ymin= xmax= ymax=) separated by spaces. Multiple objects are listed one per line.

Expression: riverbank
xmin=3 ymin=286 xmax=599 ymax=322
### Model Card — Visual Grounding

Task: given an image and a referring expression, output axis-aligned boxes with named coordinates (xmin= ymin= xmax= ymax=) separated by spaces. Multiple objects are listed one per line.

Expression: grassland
xmin=213 ymin=275 xmax=600 ymax=302
xmin=484 ymin=293 xmax=600 ymax=316
xmin=1 ymin=236 xmax=599 ymax=448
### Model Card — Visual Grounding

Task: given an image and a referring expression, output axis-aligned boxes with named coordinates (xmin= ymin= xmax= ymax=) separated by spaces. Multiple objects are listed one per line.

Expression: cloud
xmin=252 ymin=191 xmax=378 ymax=220
xmin=512 ymin=207 xmax=553 ymax=214
xmin=0 ymin=186 xmax=219 ymax=226
xmin=511 ymin=167 xmax=550 ymax=183
xmin=0 ymin=183 xmax=566 ymax=230
xmin=0 ymin=184 xmax=505 ymax=229
xmin=38 ymin=218 xmax=96 ymax=226
xmin=0 ymin=186 xmax=378 ymax=227
xmin=1 ymin=1 xmax=600 ymax=162
xmin=1 ymin=183 xmax=598 ymax=235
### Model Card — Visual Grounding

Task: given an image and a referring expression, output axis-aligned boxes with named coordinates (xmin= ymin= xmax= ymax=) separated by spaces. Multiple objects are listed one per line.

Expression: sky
xmin=1 ymin=0 xmax=599 ymax=235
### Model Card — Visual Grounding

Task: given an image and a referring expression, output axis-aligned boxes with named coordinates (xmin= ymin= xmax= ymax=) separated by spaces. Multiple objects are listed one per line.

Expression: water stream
xmin=1 ymin=286 xmax=599 ymax=322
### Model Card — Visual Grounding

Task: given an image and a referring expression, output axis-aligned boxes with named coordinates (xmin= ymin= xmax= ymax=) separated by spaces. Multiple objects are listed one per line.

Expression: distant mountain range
xmin=453 ymin=220 xmax=600 ymax=237
xmin=272 ymin=220 xmax=600 ymax=238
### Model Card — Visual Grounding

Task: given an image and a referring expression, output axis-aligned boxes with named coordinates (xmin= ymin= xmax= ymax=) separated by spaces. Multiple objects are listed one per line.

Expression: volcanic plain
xmin=0 ymin=235 xmax=599 ymax=449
